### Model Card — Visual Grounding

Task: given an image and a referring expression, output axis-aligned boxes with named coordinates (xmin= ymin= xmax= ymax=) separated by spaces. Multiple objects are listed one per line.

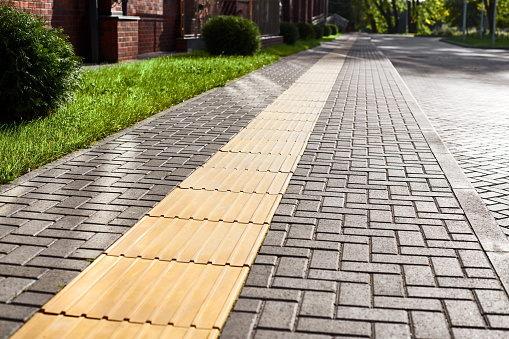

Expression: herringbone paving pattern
xmin=372 ymin=36 xmax=509 ymax=235
xmin=222 ymin=36 xmax=509 ymax=338
xmin=0 ymin=47 xmax=328 ymax=338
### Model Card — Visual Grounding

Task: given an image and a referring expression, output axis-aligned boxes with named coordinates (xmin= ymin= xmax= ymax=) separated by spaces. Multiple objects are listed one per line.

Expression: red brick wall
xmin=11 ymin=0 xmax=52 ymax=21
xmin=99 ymin=17 xmax=138 ymax=62
xmin=117 ymin=19 xmax=139 ymax=61
xmin=10 ymin=0 xmax=181 ymax=61
xmin=11 ymin=0 xmax=89 ymax=59
xmin=131 ymin=0 xmax=179 ymax=54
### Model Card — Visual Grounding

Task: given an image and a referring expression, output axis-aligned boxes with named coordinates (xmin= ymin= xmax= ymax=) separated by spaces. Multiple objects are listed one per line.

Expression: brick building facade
xmin=9 ymin=0 xmax=327 ymax=63
xmin=10 ymin=0 xmax=179 ymax=62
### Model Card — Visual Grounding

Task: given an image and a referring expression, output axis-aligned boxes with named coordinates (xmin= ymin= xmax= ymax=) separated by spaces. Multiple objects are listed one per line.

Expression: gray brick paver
xmin=223 ymin=35 xmax=509 ymax=338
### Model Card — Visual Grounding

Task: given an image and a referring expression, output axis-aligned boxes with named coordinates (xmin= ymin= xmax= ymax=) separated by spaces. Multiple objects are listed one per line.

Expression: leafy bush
xmin=297 ymin=22 xmax=315 ymax=40
xmin=327 ymin=24 xmax=338 ymax=35
xmin=0 ymin=3 xmax=81 ymax=124
xmin=323 ymin=24 xmax=331 ymax=36
xmin=280 ymin=22 xmax=299 ymax=45
xmin=201 ymin=15 xmax=261 ymax=56
xmin=313 ymin=24 xmax=324 ymax=39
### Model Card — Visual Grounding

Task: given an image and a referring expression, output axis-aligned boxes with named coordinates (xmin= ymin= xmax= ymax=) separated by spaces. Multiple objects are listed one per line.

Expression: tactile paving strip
xmin=41 ymin=256 xmax=248 ymax=328
xmin=201 ymin=151 xmax=303 ymax=173
xmin=148 ymin=188 xmax=282 ymax=223
xmin=13 ymin=35 xmax=355 ymax=338
xmin=179 ymin=168 xmax=293 ymax=194
xmin=106 ymin=217 xmax=268 ymax=266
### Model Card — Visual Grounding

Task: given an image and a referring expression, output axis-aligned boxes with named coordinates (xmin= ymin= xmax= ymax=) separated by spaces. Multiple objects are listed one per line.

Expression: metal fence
xmin=182 ymin=0 xmax=280 ymax=37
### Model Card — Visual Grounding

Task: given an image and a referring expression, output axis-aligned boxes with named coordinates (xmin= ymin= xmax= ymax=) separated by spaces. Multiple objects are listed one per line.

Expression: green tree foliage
xmin=330 ymin=0 xmax=508 ymax=34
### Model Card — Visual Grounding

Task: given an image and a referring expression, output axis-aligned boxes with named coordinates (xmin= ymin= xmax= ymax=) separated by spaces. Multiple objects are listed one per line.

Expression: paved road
xmin=372 ymin=36 xmax=509 ymax=235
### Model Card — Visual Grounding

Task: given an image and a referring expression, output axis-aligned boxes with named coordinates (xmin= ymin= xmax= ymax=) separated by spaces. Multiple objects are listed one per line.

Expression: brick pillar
xmin=99 ymin=15 xmax=140 ymax=62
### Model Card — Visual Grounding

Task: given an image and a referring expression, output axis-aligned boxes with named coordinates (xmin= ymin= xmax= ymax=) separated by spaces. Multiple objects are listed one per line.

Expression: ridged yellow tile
xmin=256 ymin=111 xmax=317 ymax=122
xmin=106 ymin=217 xmax=268 ymax=266
xmin=179 ymin=168 xmax=292 ymax=194
xmin=12 ymin=313 xmax=219 ymax=339
xmin=41 ymin=256 xmax=247 ymax=328
xmin=148 ymin=188 xmax=281 ymax=224
xmin=202 ymin=151 xmax=301 ymax=173
xmin=221 ymin=136 xmax=307 ymax=154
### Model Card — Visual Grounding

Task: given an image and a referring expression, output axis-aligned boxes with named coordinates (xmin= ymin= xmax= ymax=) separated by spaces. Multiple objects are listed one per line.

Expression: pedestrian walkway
xmin=2 ymin=34 xmax=509 ymax=338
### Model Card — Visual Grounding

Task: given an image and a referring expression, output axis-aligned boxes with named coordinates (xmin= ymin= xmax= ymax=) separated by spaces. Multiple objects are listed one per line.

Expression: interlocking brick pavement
xmin=0 ymin=49 xmax=329 ymax=338
xmin=372 ymin=36 xmax=509 ymax=235
xmin=222 ymin=36 xmax=509 ymax=338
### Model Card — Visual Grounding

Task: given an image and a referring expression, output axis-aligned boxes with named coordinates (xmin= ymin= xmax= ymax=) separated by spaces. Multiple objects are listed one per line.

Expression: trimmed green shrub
xmin=313 ymin=24 xmax=324 ymax=39
xmin=297 ymin=22 xmax=315 ymax=40
xmin=0 ymin=3 xmax=81 ymax=124
xmin=280 ymin=22 xmax=299 ymax=45
xmin=323 ymin=24 xmax=331 ymax=36
xmin=327 ymin=24 xmax=338 ymax=35
xmin=201 ymin=15 xmax=261 ymax=56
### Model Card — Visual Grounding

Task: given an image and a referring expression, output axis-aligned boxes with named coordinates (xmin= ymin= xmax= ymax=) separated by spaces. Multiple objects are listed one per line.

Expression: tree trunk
xmin=391 ymin=0 xmax=400 ymax=33
xmin=486 ymin=0 xmax=494 ymax=35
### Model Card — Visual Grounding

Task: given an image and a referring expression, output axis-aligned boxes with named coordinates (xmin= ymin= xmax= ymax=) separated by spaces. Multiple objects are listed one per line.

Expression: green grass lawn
xmin=0 ymin=36 xmax=342 ymax=184
xmin=444 ymin=34 xmax=509 ymax=48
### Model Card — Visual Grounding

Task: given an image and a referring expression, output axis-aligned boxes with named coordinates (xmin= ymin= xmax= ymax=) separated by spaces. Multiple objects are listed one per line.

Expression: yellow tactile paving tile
xmin=221 ymin=137 xmax=307 ymax=155
xmin=148 ymin=188 xmax=281 ymax=225
xmin=255 ymin=111 xmax=317 ymax=122
xmin=230 ymin=128 xmax=311 ymax=143
xmin=12 ymin=313 xmax=219 ymax=339
xmin=264 ymin=100 xmax=325 ymax=113
xmin=107 ymin=217 xmax=268 ymax=266
xmin=202 ymin=151 xmax=302 ymax=173
xmin=179 ymin=167 xmax=293 ymax=194
xmin=41 ymin=256 xmax=248 ymax=328
xmin=243 ymin=119 xmax=316 ymax=132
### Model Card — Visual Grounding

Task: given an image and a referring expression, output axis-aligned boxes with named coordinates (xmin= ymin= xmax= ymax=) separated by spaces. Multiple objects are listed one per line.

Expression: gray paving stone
xmin=0 ymin=277 xmax=34 ymax=303
xmin=336 ymin=306 xmax=407 ymax=323
xmin=272 ymin=277 xmax=337 ymax=292
xmin=373 ymin=274 xmax=405 ymax=297
xmin=0 ymin=319 xmax=23 ymax=339
xmin=275 ymin=257 xmax=308 ymax=278
xmin=309 ymin=250 xmax=339 ymax=270
xmin=0 ymin=246 xmax=44 ymax=265
xmin=233 ymin=299 xmax=263 ymax=313
xmin=339 ymin=282 xmax=371 ymax=307
xmin=444 ymin=300 xmax=485 ymax=327
xmin=240 ymin=287 xmax=302 ymax=302
xmin=300 ymin=291 xmax=335 ymax=318
xmin=374 ymin=323 xmax=411 ymax=339
xmin=411 ymin=311 xmax=451 ymax=338
xmin=431 ymin=257 xmax=464 ymax=277
xmin=258 ymin=301 xmax=298 ymax=330
xmin=221 ymin=312 xmax=257 ymax=339
xmin=296 ymin=318 xmax=371 ymax=337
xmin=246 ymin=265 xmax=274 ymax=288
xmin=475 ymin=290 xmax=509 ymax=314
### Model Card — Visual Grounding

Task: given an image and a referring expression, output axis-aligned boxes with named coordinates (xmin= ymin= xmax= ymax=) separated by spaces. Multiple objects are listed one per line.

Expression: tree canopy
xmin=331 ymin=0 xmax=509 ymax=34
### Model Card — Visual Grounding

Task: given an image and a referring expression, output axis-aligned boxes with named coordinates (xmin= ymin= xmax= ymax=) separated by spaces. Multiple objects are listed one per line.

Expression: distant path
xmin=373 ymin=35 xmax=509 ymax=236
